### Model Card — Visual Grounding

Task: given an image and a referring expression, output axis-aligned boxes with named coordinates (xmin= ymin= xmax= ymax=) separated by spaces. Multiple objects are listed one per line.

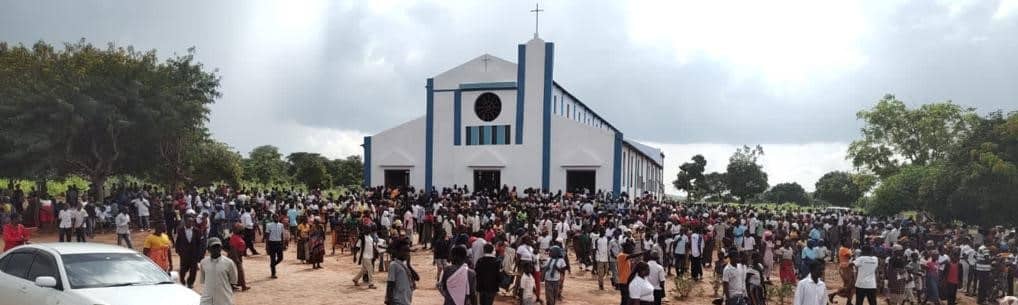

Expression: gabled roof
xmin=624 ymin=139 xmax=664 ymax=167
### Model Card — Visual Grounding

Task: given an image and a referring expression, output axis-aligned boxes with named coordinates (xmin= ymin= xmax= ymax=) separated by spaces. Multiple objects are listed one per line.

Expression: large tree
xmin=672 ymin=154 xmax=707 ymax=200
xmin=764 ymin=182 xmax=808 ymax=205
xmin=725 ymin=145 xmax=768 ymax=204
xmin=814 ymin=171 xmax=862 ymax=206
xmin=847 ymin=94 xmax=977 ymax=178
xmin=243 ymin=145 xmax=289 ymax=186
xmin=700 ymin=172 xmax=730 ymax=202
xmin=0 ymin=41 xmax=220 ymax=200
xmin=287 ymin=152 xmax=332 ymax=189
xmin=328 ymin=155 xmax=363 ymax=188
xmin=188 ymin=140 xmax=244 ymax=187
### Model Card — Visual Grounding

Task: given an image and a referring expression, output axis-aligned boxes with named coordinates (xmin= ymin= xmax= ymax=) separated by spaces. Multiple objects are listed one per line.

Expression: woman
xmin=627 ymin=262 xmax=654 ymax=305
xmin=441 ymin=246 xmax=475 ymax=305
xmin=308 ymin=217 xmax=326 ymax=269
xmin=829 ymin=239 xmax=856 ymax=305
xmin=923 ymin=251 xmax=941 ymax=305
xmin=228 ymin=224 xmax=251 ymax=291
xmin=142 ymin=224 xmax=173 ymax=273
xmin=777 ymin=240 xmax=797 ymax=284
xmin=2 ymin=215 xmax=30 ymax=252
xmin=762 ymin=233 xmax=775 ymax=283
xmin=297 ymin=216 xmax=310 ymax=263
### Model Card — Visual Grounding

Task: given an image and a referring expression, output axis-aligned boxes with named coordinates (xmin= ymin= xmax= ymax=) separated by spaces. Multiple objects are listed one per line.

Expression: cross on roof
xmin=481 ymin=55 xmax=491 ymax=71
xmin=530 ymin=3 xmax=544 ymax=39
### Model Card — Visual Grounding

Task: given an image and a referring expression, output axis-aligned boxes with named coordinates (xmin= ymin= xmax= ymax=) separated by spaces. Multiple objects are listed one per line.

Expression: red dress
xmin=3 ymin=224 xmax=29 ymax=252
xmin=38 ymin=205 xmax=54 ymax=224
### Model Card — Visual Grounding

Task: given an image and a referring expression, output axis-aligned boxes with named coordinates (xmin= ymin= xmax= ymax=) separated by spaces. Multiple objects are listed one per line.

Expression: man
xmin=475 ymin=243 xmax=500 ymax=305
xmin=265 ymin=214 xmax=286 ymax=279
xmin=240 ymin=207 xmax=258 ymax=255
xmin=594 ymin=229 xmax=611 ymax=290
xmin=852 ymin=245 xmax=879 ymax=305
xmin=176 ymin=215 xmax=206 ymax=288
xmin=386 ymin=238 xmax=416 ymax=305
xmin=133 ymin=195 xmax=150 ymax=231
xmin=199 ymin=237 xmax=238 ymax=305
xmin=723 ymin=252 xmax=750 ymax=305
xmin=2 ymin=216 xmax=29 ymax=252
xmin=674 ymin=228 xmax=689 ymax=276
xmin=690 ymin=228 xmax=706 ymax=280
xmin=793 ymin=261 xmax=827 ymax=305
xmin=57 ymin=203 xmax=75 ymax=242
xmin=353 ymin=227 xmax=378 ymax=288
xmin=647 ymin=253 xmax=667 ymax=305
xmin=543 ymin=245 xmax=568 ymax=305
xmin=115 ymin=209 xmax=132 ymax=248
xmin=974 ymin=242 xmax=992 ymax=304
xmin=73 ymin=205 xmax=87 ymax=242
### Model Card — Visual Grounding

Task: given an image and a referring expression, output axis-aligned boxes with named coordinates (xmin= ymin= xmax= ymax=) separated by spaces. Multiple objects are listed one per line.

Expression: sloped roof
xmin=624 ymin=139 xmax=664 ymax=167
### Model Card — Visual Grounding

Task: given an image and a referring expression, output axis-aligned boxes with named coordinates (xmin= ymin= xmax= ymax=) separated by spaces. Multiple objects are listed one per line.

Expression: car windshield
xmin=62 ymin=253 xmax=172 ymax=289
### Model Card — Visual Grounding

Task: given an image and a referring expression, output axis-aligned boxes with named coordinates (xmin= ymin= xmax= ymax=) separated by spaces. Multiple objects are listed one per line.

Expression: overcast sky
xmin=3 ymin=0 xmax=1017 ymax=194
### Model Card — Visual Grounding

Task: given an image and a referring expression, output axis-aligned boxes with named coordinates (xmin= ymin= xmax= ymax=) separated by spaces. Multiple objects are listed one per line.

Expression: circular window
xmin=474 ymin=92 xmax=501 ymax=122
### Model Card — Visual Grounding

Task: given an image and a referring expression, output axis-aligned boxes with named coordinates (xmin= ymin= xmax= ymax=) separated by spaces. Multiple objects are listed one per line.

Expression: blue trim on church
xmin=541 ymin=42 xmax=554 ymax=192
xmin=612 ymin=132 xmax=622 ymax=196
xmin=362 ymin=136 xmax=372 ymax=187
xmin=515 ymin=44 xmax=526 ymax=145
xmin=425 ymin=78 xmax=434 ymax=191
xmin=459 ymin=82 xmax=517 ymax=91
xmin=453 ymin=91 xmax=462 ymax=146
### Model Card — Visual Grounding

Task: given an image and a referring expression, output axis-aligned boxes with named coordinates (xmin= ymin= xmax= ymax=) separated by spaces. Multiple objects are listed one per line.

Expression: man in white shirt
xmin=673 ymin=230 xmax=689 ymax=276
xmin=593 ymin=231 xmax=611 ymax=290
xmin=647 ymin=253 xmax=667 ymax=305
xmin=199 ymin=237 xmax=238 ymax=305
xmin=852 ymin=246 xmax=879 ymax=305
xmin=723 ymin=252 xmax=749 ymax=305
xmin=73 ymin=206 xmax=88 ymax=242
xmin=240 ymin=208 xmax=258 ymax=256
xmin=793 ymin=261 xmax=827 ymax=305
xmin=353 ymin=229 xmax=377 ymax=288
xmin=690 ymin=230 xmax=705 ymax=280
xmin=58 ymin=204 xmax=76 ymax=242
xmin=115 ymin=210 xmax=132 ymax=248
xmin=133 ymin=196 xmax=150 ymax=231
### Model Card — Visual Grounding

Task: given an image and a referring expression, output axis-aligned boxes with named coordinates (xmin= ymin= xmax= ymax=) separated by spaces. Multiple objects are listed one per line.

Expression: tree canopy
xmin=814 ymin=171 xmax=863 ymax=206
xmin=725 ymin=145 xmax=768 ymax=203
xmin=764 ymin=182 xmax=808 ymax=205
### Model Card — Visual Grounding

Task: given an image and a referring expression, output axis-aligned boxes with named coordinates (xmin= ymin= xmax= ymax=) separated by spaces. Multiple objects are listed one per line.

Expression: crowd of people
xmin=1 ymin=182 xmax=1016 ymax=305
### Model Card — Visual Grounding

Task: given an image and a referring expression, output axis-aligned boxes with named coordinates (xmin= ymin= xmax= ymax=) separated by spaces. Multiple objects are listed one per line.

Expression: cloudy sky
xmin=3 ymin=0 xmax=1017 ymax=194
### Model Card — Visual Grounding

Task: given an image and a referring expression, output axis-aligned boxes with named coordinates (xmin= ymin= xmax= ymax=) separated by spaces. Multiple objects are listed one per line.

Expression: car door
xmin=24 ymin=251 xmax=67 ymax=305
xmin=0 ymin=250 xmax=37 ymax=305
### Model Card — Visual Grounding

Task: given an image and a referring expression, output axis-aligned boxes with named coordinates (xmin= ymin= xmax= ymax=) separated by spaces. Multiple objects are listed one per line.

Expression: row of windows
xmin=552 ymin=94 xmax=612 ymax=132
xmin=465 ymin=125 xmax=511 ymax=145
xmin=622 ymin=149 xmax=662 ymax=193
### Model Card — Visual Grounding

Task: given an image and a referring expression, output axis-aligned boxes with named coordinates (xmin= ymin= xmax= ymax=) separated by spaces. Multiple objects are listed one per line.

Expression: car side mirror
xmin=170 ymin=271 xmax=180 ymax=282
xmin=35 ymin=276 xmax=57 ymax=288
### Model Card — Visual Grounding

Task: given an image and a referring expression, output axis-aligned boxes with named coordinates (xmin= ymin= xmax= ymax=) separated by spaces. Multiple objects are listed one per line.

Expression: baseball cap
xmin=207 ymin=237 xmax=223 ymax=247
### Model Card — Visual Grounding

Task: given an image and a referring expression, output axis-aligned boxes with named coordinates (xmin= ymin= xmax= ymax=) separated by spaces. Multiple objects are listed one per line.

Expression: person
xmin=674 ymin=228 xmax=689 ymax=277
xmin=924 ymin=251 xmax=942 ymax=305
xmin=793 ymin=261 xmax=827 ymax=305
xmin=520 ymin=261 xmax=538 ymax=305
xmin=58 ymin=203 xmax=75 ymax=242
xmin=308 ymin=217 xmax=326 ymax=269
xmin=296 ymin=217 xmax=309 ymax=263
xmin=943 ymin=253 xmax=962 ymax=305
xmin=433 ymin=229 xmax=451 ymax=286
xmin=690 ymin=228 xmax=706 ymax=281
xmin=264 ymin=214 xmax=286 ymax=279
xmin=240 ymin=207 xmax=258 ymax=256
xmin=385 ymin=238 xmax=417 ymax=305
xmin=73 ymin=204 xmax=87 ymax=242
xmin=777 ymin=241 xmax=797 ymax=284
xmin=353 ymin=227 xmax=378 ymax=288
xmin=723 ymin=251 xmax=750 ymax=305
xmin=475 ymin=243 xmax=501 ymax=305
xmin=2 ymin=215 xmax=29 ymax=252
xmin=595 ymin=229 xmax=612 ymax=290
xmin=115 ymin=209 xmax=132 ymax=248
xmin=628 ymin=262 xmax=654 ymax=305
xmin=441 ymin=245 xmax=476 ymax=305
xmin=646 ymin=253 xmax=667 ymax=305
xmin=176 ymin=215 xmax=206 ymax=288
xmin=134 ymin=195 xmax=150 ymax=231
xmin=543 ymin=245 xmax=568 ymax=305
xmin=227 ymin=224 xmax=251 ymax=291
xmin=199 ymin=237 xmax=238 ymax=305
xmin=852 ymin=245 xmax=878 ymax=305
xmin=830 ymin=239 xmax=855 ymax=305
xmin=143 ymin=224 xmax=173 ymax=273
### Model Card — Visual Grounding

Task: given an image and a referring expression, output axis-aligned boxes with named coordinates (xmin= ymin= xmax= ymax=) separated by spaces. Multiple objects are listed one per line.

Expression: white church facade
xmin=363 ymin=37 xmax=665 ymax=198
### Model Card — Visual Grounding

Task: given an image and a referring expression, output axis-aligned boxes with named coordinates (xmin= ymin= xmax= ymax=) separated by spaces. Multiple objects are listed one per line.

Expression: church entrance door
xmin=566 ymin=170 xmax=596 ymax=194
xmin=384 ymin=169 xmax=410 ymax=188
xmin=473 ymin=170 xmax=500 ymax=194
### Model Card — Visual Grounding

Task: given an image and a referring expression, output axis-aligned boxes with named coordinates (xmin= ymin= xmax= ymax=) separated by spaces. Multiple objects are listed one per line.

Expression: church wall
xmin=549 ymin=115 xmax=615 ymax=193
xmin=368 ymin=116 xmax=426 ymax=188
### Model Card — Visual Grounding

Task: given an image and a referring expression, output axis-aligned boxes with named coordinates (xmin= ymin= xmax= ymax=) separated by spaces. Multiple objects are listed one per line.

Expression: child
xmin=520 ymin=261 xmax=537 ymax=305
xmin=713 ymin=252 xmax=728 ymax=296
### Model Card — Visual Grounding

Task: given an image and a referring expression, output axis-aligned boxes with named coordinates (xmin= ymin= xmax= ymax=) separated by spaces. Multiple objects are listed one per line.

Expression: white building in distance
xmin=363 ymin=36 xmax=664 ymax=198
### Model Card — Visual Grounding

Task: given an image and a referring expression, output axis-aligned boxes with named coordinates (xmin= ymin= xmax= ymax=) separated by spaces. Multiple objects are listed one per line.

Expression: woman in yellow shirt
xmin=297 ymin=217 xmax=311 ymax=263
xmin=143 ymin=224 xmax=173 ymax=273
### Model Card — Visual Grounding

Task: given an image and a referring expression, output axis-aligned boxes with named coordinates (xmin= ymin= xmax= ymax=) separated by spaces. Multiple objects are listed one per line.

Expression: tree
xmin=725 ymin=145 xmax=768 ymax=204
xmin=328 ymin=155 xmax=363 ymax=188
xmin=847 ymin=94 xmax=977 ymax=178
xmin=243 ymin=145 xmax=289 ymax=186
xmin=672 ymin=154 xmax=707 ymax=200
xmin=287 ymin=152 xmax=332 ymax=189
xmin=764 ymin=182 xmax=808 ymax=205
xmin=188 ymin=140 xmax=244 ymax=187
xmin=814 ymin=171 xmax=862 ymax=206
xmin=700 ymin=172 xmax=729 ymax=202
xmin=0 ymin=40 xmax=220 ymax=200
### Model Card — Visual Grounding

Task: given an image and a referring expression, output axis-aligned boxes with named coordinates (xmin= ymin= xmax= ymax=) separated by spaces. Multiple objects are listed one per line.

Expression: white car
xmin=0 ymin=242 xmax=199 ymax=305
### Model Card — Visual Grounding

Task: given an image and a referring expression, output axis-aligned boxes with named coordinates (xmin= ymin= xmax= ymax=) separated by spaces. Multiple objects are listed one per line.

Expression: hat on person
xmin=207 ymin=237 xmax=223 ymax=247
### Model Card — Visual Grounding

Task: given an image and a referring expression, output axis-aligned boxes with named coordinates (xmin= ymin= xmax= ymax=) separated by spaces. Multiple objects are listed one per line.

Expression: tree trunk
xmin=91 ymin=175 xmax=107 ymax=203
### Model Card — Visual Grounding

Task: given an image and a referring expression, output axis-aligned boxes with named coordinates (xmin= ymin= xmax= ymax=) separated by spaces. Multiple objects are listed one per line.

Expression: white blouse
xmin=628 ymin=276 xmax=655 ymax=301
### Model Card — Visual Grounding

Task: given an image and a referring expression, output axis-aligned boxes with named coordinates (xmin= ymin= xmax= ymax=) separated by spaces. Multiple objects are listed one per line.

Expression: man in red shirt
xmin=944 ymin=254 xmax=962 ymax=305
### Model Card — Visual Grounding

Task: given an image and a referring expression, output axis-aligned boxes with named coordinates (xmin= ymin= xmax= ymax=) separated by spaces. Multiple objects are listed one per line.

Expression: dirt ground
xmin=4 ymin=228 xmax=986 ymax=305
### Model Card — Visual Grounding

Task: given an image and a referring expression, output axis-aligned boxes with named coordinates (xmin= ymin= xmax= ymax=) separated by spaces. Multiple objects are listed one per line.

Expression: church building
xmin=363 ymin=36 xmax=665 ymax=198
